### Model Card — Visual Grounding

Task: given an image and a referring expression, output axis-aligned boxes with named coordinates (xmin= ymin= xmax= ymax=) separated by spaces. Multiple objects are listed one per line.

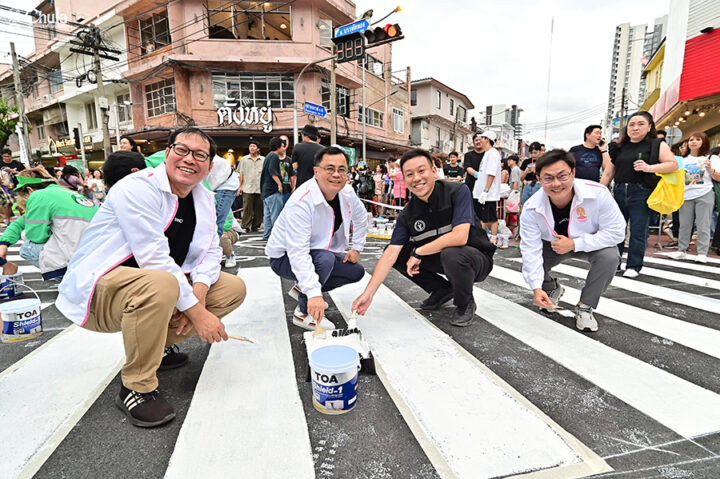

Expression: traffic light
xmin=73 ymin=127 xmax=81 ymax=149
xmin=364 ymin=24 xmax=403 ymax=47
xmin=333 ymin=32 xmax=364 ymax=64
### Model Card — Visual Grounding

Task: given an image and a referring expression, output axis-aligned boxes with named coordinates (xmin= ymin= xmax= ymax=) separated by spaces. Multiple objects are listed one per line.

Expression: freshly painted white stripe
xmin=472 ymin=285 xmax=720 ymax=438
xmin=656 ymin=251 xmax=720 ymax=265
xmin=165 ymin=268 xmax=314 ymax=479
xmin=509 ymin=258 xmax=720 ymax=314
xmin=7 ymin=254 xmax=21 ymax=261
xmin=614 ymin=261 xmax=720 ymax=289
xmin=491 ymin=265 xmax=720 ymax=360
xmin=330 ymin=275 xmax=610 ymax=479
xmin=0 ymin=326 xmax=124 ymax=479
xmin=636 ymin=254 xmax=720 ymax=274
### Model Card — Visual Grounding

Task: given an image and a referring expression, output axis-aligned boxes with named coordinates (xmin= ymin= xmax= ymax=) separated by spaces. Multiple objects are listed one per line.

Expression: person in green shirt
xmin=0 ymin=167 xmax=98 ymax=280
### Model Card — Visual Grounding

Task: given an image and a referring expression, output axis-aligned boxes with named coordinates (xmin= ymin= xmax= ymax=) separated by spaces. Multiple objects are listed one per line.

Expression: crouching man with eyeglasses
xmin=520 ymin=149 xmax=625 ymax=332
xmin=56 ymin=127 xmax=247 ymax=427
xmin=265 ymin=146 xmax=367 ymax=330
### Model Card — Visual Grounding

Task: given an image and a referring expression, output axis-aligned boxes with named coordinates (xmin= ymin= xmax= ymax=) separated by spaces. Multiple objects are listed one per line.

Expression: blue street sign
xmin=334 ymin=19 xmax=370 ymax=39
xmin=304 ymin=102 xmax=327 ymax=118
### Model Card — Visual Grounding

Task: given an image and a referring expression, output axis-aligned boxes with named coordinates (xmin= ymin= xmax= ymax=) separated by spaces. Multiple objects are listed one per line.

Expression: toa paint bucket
xmin=0 ymin=272 xmax=24 ymax=300
xmin=1 ymin=297 xmax=43 ymax=343
xmin=309 ymin=345 xmax=359 ymax=414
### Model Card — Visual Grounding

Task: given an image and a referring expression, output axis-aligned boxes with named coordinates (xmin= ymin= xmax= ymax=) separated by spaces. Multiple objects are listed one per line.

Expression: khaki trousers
xmin=241 ymin=192 xmax=263 ymax=230
xmin=83 ymin=267 xmax=246 ymax=392
xmin=220 ymin=229 xmax=239 ymax=258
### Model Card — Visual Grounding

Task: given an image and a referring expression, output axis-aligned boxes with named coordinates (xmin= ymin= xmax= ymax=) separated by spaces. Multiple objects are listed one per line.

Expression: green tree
xmin=0 ymin=97 xmax=19 ymax=150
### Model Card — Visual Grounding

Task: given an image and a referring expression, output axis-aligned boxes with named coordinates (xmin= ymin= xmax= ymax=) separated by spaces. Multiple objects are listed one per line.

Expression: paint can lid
xmin=0 ymin=298 xmax=41 ymax=314
xmin=310 ymin=345 xmax=359 ymax=374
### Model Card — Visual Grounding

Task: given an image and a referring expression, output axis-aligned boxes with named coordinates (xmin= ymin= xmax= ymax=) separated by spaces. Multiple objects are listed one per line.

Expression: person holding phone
xmin=568 ymin=124 xmax=613 ymax=185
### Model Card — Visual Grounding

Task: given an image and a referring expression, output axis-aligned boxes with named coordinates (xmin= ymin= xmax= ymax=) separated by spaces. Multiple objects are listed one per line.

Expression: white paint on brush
xmin=330 ymin=275 xmax=610 ymax=479
xmin=491 ymin=265 xmax=720 ymax=360
xmin=472 ymin=285 xmax=720 ymax=438
xmin=509 ymin=258 xmax=720 ymax=314
xmin=0 ymin=326 xmax=124 ymax=479
xmin=165 ymin=268 xmax=314 ymax=479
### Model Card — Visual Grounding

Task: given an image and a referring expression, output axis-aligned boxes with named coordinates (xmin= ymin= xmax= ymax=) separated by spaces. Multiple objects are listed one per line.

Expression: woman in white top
xmin=669 ymin=131 xmax=720 ymax=263
xmin=86 ymin=169 xmax=105 ymax=203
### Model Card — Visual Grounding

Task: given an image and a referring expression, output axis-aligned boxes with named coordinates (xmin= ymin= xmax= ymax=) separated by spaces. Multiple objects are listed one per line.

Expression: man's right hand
xmin=307 ymin=296 xmax=326 ymax=322
xmin=533 ymin=289 xmax=555 ymax=309
xmin=351 ymin=290 xmax=374 ymax=315
xmin=184 ymin=303 xmax=228 ymax=343
xmin=237 ymin=186 xmax=243 ymax=195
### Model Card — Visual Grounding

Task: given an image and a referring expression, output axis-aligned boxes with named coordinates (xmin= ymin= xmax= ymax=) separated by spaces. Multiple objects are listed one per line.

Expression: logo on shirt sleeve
xmin=72 ymin=195 xmax=95 ymax=207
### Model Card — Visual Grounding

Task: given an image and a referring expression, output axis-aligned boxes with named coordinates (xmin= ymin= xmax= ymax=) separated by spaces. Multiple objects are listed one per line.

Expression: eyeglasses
xmin=540 ymin=171 xmax=572 ymax=184
xmin=316 ymin=165 xmax=348 ymax=175
xmin=169 ymin=143 xmax=211 ymax=162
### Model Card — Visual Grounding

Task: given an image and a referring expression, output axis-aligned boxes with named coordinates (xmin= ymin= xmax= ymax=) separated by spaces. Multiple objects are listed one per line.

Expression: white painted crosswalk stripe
xmin=509 ymin=258 xmax=720 ymax=314
xmin=0 ymin=326 xmax=124 ymax=479
xmin=331 ymin=274 xmax=609 ymax=478
xmin=490 ymin=265 xmax=720 ymax=360
xmin=656 ymin=251 xmax=720 ymax=265
xmin=471 ymin=285 xmax=720 ymax=438
xmin=165 ymin=268 xmax=314 ymax=479
xmin=630 ymin=254 xmax=720 ymax=275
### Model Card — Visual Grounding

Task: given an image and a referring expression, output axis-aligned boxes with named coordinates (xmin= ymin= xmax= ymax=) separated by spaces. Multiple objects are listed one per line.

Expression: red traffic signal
xmin=365 ymin=23 xmax=403 ymax=47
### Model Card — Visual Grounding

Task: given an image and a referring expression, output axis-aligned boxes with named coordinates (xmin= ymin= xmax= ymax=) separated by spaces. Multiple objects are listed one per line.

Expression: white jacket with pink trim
xmin=56 ymin=163 xmax=221 ymax=326
xmin=520 ymin=179 xmax=626 ymax=290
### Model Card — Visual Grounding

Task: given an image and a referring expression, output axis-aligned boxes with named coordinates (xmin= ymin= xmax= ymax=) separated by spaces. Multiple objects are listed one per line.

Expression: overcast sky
xmin=1 ymin=0 xmax=670 ymax=148
xmin=355 ymin=0 xmax=670 ymax=148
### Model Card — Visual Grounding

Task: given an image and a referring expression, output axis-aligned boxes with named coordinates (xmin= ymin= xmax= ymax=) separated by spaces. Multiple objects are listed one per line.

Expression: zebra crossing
xmin=1 ymin=238 xmax=720 ymax=478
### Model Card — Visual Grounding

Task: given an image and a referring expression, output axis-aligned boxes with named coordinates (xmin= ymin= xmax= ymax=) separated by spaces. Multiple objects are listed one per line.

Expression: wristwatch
xmin=411 ymin=247 xmax=423 ymax=259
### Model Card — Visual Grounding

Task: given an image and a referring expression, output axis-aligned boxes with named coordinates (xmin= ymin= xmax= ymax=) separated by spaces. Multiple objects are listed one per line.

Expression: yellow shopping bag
xmin=647 ymin=169 xmax=685 ymax=214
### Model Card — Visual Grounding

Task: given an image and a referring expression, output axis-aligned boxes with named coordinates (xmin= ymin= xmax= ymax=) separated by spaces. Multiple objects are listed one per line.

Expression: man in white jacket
xmin=520 ymin=149 xmax=625 ymax=332
xmin=265 ymin=146 xmax=367 ymax=330
xmin=57 ymin=127 xmax=247 ymax=428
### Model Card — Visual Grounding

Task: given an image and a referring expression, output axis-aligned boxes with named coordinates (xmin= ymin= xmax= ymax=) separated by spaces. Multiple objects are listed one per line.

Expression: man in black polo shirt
xmin=292 ymin=124 xmax=324 ymax=187
xmin=463 ymin=134 xmax=484 ymax=193
xmin=443 ymin=151 xmax=465 ymax=182
xmin=568 ymin=124 xmax=611 ymax=185
xmin=352 ymin=148 xmax=495 ymax=327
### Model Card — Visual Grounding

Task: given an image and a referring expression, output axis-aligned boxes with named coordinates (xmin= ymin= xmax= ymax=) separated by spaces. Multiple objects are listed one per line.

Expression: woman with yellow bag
xmin=667 ymin=132 xmax=720 ymax=264
xmin=605 ymin=111 xmax=678 ymax=278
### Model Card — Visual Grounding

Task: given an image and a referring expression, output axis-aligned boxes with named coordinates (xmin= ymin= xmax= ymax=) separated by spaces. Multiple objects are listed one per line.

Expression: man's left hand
xmin=406 ymin=256 xmax=421 ymax=276
xmin=477 ymin=191 xmax=488 ymax=205
xmin=551 ymin=233 xmax=575 ymax=254
xmin=343 ymin=249 xmax=360 ymax=263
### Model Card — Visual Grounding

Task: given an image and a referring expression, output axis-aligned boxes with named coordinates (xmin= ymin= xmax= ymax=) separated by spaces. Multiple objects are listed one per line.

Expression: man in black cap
xmin=292 ymin=124 xmax=323 ymax=187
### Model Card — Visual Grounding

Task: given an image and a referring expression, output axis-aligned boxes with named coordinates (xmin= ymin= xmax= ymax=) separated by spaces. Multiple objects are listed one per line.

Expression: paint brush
xmin=227 ymin=334 xmax=257 ymax=343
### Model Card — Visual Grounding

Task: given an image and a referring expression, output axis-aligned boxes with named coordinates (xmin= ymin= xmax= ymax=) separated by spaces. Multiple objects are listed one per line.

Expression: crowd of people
xmin=0 ymin=109 xmax=715 ymax=429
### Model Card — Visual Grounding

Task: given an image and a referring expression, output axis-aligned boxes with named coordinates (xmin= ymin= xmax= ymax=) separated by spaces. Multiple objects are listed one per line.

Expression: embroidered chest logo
xmin=576 ymin=206 xmax=588 ymax=222
xmin=72 ymin=195 xmax=94 ymax=207
xmin=414 ymin=220 xmax=426 ymax=232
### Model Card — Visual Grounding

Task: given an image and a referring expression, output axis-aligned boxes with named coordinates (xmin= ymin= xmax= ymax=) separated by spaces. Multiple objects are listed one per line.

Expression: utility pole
xmin=452 ymin=107 xmax=461 ymax=152
xmin=330 ymin=46 xmax=337 ymax=144
xmin=10 ymin=42 xmax=31 ymax=161
xmin=77 ymin=123 xmax=87 ymax=171
xmin=619 ymin=87 xmax=626 ymax=131
xmin=92 ymin=29 xmax=112 ymax=157
xmin=361 ymin=55 xmax=366 ymax=164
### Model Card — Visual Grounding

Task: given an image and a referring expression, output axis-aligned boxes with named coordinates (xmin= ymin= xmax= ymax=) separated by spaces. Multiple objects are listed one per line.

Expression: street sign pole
xmin=331 ymin=44 xmax=337 ymax=144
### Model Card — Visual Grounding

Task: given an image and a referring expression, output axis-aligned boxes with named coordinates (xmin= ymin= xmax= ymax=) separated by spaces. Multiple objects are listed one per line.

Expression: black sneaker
xmin=420 ymin=289 xmax=454 ymax=310
xmin=450 ymin=299 xmax=477 ymax=327
xmin=158 ymin=345 xmax=188 ymax=370
xmin=115 ymin=385 xmax=176 ymax=428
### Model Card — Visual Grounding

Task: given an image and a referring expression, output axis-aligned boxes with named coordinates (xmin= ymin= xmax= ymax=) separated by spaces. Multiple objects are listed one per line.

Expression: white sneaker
xmin=292 ymin=306 xmax=336 ymax=331
xmin=540 ymin=284 xmax=565 ymax=313
xmin=288 ymin=285 xmax=328 ymax=308
xmin=623 ymin=269 xmax=640 ymax=278
xmin=575 ymin=305 xmax=598 ymax=332
xmin=224 ymin=254 xmax=236 ymax=268
xmin=695 ymin=254 xmax=708 ymax=264
xmin=667 ymin=251 xmax=687 ymax=260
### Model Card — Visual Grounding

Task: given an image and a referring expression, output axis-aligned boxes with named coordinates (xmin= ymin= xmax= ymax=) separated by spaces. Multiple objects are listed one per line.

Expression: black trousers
xmin=392 ymin=243 xmax=493 ymax=308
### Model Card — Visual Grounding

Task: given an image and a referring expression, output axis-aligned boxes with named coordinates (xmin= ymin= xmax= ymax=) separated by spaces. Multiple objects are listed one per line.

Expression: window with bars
xmin=410 ymin=89 xmax=417 ymax=106
xmin=139 ymin=10 xmax=171 ymax=55
xmin=212 ymin=73 xmax=294 ymax=109
xmin=358 ymin=106 xmax=383 ymax=128
xmin=116 ymin=93 xmax=133 ymax=123
xmin=35 ymin=119 xmax=45 ymax=141
xmin=449 ymin=98 xmax=454 ymax=117
xmin=86 ymin=103 xmax=97 ymax=130
xmin=207 ymin=1 xmax=292 ymax=40
xmin=435 ymin=90 xmax=442 ymax=109
xmin=363 ymin=54 xmax=384 ymax=78
xmin=145 ymin=79 xmax=176 ymax=117
xmin=48 ymin=70 xmax=63 ymax=94
xmin=457 ymin=106 xmax=467 ymax=123
xmin=392 ymin=107 xmax=404 ymax=133
xmin=321 ymin=80 xmax=350 ymax=118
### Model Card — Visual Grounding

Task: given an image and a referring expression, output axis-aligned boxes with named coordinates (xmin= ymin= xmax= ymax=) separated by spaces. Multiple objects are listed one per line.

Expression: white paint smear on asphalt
xmin=331 ymin=275 xmax=610 ymax=479
xmin=508 ymin=258 xmax=720 ymax=314
xmin=472 ymin=286 xmax=720 ymax=438
xmin=165 ymin=267 xmax=314 ymax=479
xmin=491 ymin=265 xmax=720 ymax=360
xmin=0 ymin=326 xmax=124 ymax=479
